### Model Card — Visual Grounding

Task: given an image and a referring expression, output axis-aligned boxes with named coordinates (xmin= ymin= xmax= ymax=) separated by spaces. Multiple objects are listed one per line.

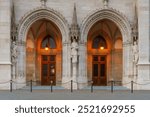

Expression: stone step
xmin=84 ymin=86 xmax=129 ymax=90
xmin=21 ymin=86 xmax=129 ymax=90
xmin=22 ymin=86 xmax=65 ymax=90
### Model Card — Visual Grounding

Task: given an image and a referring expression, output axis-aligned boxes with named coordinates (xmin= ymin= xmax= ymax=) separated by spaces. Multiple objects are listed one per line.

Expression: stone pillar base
xmin=0 ymin=64 xmax=11 ymax=90
xmin=13 ymin=78 xmax=26 ymax=89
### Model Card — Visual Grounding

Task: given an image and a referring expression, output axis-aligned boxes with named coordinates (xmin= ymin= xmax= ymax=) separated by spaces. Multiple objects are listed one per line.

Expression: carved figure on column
xmin=71 ymin=38 xmax=78 ymax=63
xmin=132 ymin=40 xmax=139 ymax=82
xmin=132 ymin=40 xmax=139 ymax=64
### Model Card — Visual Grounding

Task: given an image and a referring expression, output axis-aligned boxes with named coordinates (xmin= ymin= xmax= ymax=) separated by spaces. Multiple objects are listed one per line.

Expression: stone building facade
xmin=0 ymin=0 xmax=149 ymax=89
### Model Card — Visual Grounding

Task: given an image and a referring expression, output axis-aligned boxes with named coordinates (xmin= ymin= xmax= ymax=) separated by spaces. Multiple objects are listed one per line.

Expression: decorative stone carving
xmin=11 ymin=41 xmax=18 ymax=64
xmin=70 ymin=4 xmax=80 ymax=42
xmin=11 ymin=3 xmax=17 ymax=42
xmin=81 ymin=8 xmax=131 ymax=43
xmin=103 ymin=0 xmax=109 ymax=8
xmin=70 ymin=4 xmax=80 ymax=89
xmin=11 ymin=3 xmax=18 ymax=81
xmin=131 ymin=3 xmax=138 ymax=81
xmin=71 ymin=38 xmax=78 ymax=64
xmin=18 ymin=7 xmax=69 ymax=43
xmin=40 ymin=0 xmax=47 ymax=6
xmin=132 ymin=3 xmax=138 ymax=44
xmin=132 ymin=41 xmax=139 ymax=64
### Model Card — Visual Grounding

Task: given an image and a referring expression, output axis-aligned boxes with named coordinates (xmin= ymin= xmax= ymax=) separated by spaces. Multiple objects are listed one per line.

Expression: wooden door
xmin=41 ymin=55 xmax=56 ymax=85
xmin=92 ymin=55 xmax=107 ymax=86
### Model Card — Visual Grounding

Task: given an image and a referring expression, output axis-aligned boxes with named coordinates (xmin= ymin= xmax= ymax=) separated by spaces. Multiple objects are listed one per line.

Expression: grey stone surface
xmin=0 ymin=90 xmax=150 ymax=100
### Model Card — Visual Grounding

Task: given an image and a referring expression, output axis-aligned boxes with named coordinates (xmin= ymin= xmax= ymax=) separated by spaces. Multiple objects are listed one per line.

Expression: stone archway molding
xmin=80 ymin=8 xmax=132 ymax=43
xmin=17 ymin=7 xmax=69 ymax=43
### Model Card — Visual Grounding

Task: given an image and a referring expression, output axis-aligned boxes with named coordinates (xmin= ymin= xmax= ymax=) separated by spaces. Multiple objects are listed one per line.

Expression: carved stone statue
xmin=70 ymin=38 xmax=78 ymax=89
xmin=71 ymin=38 xmax=78 ymax=63
xmin=132 ymin=41 xmax=139 ymax=64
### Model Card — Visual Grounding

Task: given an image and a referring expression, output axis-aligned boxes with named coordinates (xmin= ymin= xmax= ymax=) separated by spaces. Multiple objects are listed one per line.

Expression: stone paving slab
xmin=0 ymin=90 xmax=150 ymax=100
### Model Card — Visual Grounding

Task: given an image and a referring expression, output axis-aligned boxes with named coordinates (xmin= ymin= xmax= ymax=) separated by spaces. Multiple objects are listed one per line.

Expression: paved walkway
xmin=0 ymin=89 xmax=150 ymax=100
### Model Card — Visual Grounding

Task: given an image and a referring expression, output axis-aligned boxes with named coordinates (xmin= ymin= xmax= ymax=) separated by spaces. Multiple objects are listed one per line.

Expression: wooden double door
xmin=41 ymin=55 xmax=56 ymax=85
xmin=92 ymin=55 xmax=107 ymax=86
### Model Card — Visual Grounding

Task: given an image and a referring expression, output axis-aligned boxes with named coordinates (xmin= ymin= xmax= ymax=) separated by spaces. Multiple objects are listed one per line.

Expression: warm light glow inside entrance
xmin=100 ymin=46 xmax=104 ymax=50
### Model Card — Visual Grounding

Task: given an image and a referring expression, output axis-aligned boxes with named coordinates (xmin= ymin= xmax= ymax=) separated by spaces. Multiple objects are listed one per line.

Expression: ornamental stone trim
xmin=80 ymin=8 xmax=132 ymax=43
xmin=17 ymin=7 xmax=69 ymax=43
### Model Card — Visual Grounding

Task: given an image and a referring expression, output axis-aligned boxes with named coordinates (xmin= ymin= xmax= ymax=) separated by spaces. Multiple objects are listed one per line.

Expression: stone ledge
xmin=137 ymin=63 xmax=150 ymax=66
xmin=0 ymin=62 xmax=11 ymax=65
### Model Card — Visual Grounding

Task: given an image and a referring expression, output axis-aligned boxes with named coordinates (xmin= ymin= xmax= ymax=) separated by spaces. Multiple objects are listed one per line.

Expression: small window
xmin=92 ymin=36 xmax=107 ymax=49
xmin=41 ymin=35 xmax=56 ymax=49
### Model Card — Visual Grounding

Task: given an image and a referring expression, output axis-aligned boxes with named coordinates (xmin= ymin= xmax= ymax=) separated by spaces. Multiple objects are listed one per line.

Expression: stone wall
xmin=137 ymin=0 xmax=150 ymax=89
xmin=13 ymin=0 xmax=136 ymax=26
xmin=0 ymin=0 xmax=11 ymax=89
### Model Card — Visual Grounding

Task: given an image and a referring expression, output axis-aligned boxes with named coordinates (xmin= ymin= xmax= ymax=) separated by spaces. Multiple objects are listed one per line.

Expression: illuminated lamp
xmin=100 ymin=46 xmax=104 ymax=50
xmin=45 ymin=44 xmax=49 ymax=51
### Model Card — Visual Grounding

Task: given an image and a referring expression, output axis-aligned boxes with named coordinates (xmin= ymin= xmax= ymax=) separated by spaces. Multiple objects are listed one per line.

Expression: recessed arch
xmin=17 ymin=7 xmax=69 ymax=43
xmin=16 ymin=7 xmax=70 ymax=83
xmin=79 ymin=8 xmax=132 ymax=86
xmin=81 ymin=8 xmax=132 ymax=43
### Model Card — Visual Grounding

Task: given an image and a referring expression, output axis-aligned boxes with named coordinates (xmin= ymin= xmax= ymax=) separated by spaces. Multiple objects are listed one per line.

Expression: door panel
xmin=92 ymin=55 xmax=107 ymax=86
xmin=41 ymin=55 xmax=56 ymax=85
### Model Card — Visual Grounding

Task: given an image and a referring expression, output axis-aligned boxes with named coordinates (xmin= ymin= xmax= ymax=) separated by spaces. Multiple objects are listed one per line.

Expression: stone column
xmin=0 ymin=0 xmax=11 ymax=89
xmin=72 ymin=63 xmax=77 ymax=89
xmin=122 ymin=41 xmax=132 ymax=88
xmin=137 ymin=0 xmax=150 ymax=89
xmin=78 ymin=42 xmax=87 ymax=89
xmin=16 ymin=41 xmax=26 ymax=88
xmin=62 ymin=42 xmax=71 ymax=89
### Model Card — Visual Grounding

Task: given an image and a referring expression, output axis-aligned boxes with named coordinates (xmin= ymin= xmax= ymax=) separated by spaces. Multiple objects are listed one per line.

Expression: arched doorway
xmin=17 ymin=8 xmax=70 ymax=88
xmin=80 ymin=9 xmax=132 ymax=88
xmin=26 ymin=19 xmax=62 ymax=85
xmin=87 ymin=19 xmax=122 ymax=86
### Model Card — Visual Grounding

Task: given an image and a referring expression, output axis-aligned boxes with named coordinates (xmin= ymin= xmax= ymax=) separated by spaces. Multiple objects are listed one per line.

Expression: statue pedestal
xmin=72 ymin=63 xmax=78 ymax=89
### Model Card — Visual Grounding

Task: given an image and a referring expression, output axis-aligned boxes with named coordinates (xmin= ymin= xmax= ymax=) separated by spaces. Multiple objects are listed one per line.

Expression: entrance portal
xmin=26 ymin=19 xmax=62 ymax=85
xmin=87 ymin=19 xmax=123 ymax=86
